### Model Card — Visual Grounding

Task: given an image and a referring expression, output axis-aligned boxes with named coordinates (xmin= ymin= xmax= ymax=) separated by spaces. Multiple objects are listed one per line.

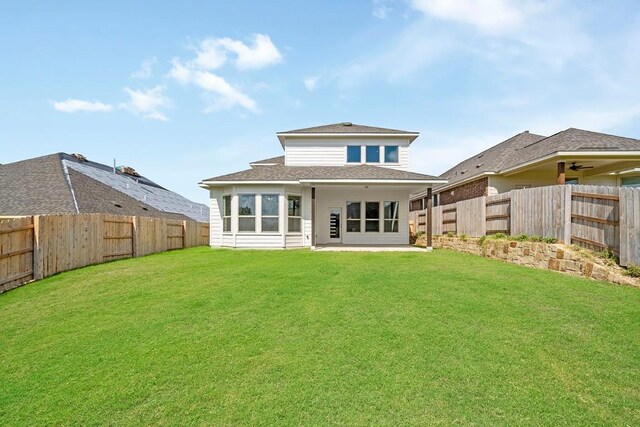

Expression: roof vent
xmin=342 ymin=122 xmax=352 ymax=126
xmin=71 ymin=153 xmax=87 ymax=162
xmin=116 ymin=165 xmax=141 ymax=177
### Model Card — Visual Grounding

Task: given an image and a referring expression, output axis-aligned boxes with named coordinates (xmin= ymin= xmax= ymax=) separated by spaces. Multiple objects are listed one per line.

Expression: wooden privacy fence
xmin=0 ymin=214 xmax=210 ymax=292
xmin=410 ymin=185 xmax=640 ymax=266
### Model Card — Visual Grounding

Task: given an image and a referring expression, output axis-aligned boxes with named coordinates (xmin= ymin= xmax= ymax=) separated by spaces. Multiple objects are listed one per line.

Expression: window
xmin=346 ymin=201 xmax=361 ymax=232
xmin=622 ymin=176 xmax=640 ymax=187
xmin=261 ymin=194 xmax=279 ymax=232
xmin=222 ymin=195 xmax=231 ymax=232
xmin=384 ymin=201 xmax=399 ymax=232
xmin=347 ymin=146 xmax=361 ymax=163
xmin=365 ymin=202 xmax=380 ymax=232
xmin=565 ymin=178 xmax=579 ymax=185
xmin=384 ymin=146 xmax=399 ymax=163
xmin=238 ymin=194 xmax=256 ymax=232
xmin=366 ymin=146 xmax=380 ymax=163
xmin=288 ymin=195 xmax=302 ymax=232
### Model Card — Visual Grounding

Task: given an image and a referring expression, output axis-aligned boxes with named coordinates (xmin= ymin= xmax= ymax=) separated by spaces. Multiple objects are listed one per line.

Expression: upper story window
xmin=347 ymin=146 xmax=361 ymax=163
xmin=384 ymin=146 xmax=399 ymax=163
xmin=366 ymin=146 xmax=380 ymax=163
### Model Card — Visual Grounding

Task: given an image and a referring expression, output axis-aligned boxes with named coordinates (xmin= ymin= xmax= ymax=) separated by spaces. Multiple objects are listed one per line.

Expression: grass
xmin=1 ymin=247 xmax=639 ymax=426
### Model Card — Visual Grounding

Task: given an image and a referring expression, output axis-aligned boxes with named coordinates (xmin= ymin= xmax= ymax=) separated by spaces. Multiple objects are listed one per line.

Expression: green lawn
xmin=1 ymin=248 xmax=639 ymax=426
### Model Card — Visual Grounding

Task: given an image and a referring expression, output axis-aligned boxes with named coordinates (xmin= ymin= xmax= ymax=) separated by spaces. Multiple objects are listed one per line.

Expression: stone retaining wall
xmin=416 ymin=235 xmax=639 ymax=287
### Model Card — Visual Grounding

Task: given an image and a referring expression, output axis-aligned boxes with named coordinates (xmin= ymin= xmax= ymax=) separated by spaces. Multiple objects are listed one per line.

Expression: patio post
xmin=426 ymin=187 xmax=433 ymax=251
xmin=557 ymin=161 xmax=566 ymax=185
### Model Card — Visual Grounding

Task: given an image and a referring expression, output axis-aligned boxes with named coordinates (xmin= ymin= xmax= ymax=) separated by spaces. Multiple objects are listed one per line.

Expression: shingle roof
xmin=0 ymin=154 xmax=76 ymax=215
xmin=278 ymin=122 xmax=417 ymax=134
xmin=249 ymin=155 xmax=285 ymax=166
xmin=0 ymin=153 xmax=208 ymax=221
xmin=64 ymin=159 xmax=209 ymax=222
xmin=438 ymin=128 xmax=640 ymax=188
xmin=202 ymin=164 xmax=443 ymax=183
xmin=439 ymin=131 xmax=547 ymax=186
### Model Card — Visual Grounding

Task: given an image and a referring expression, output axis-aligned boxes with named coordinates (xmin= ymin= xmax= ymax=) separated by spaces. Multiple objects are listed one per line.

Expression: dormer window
xmin=347 ymin=146 xmax=361 ymax=163
xmin=366 ymin=146 xmax=380 ymax=163
xmin=384 ymin=146 xmax=399 ymax=163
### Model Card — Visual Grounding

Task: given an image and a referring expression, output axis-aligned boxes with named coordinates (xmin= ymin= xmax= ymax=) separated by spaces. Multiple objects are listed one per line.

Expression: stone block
xmin=591 ymin=264 xmax=609 ymax=281
xmin=548 ymin=258 xmax=560 ymax=271
xmin=583 ymin=262 xmax=594 ymax=278
xmin=510 ymin=241 xmax=518 ymax=248
xmin=556 ymin=248 xmax=565 ymax=260
xmin=523 ymin=248 xmax=530 ymax=256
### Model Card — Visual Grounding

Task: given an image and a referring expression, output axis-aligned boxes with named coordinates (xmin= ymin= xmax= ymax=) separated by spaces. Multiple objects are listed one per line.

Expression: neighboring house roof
xmin=201 ymin=164 xmax=444 ymax=184
xmin=278 ymin=122 xmax=418 ymax=135
xmin=0 ymin=153 xmax=77 ymax=215
xmin=0 ymin=153 xmax=209 ymax=221
xmin=439 ymin=131 xmax=547 ymax=187
xmin=435 ymin=128 xmax=640 ymax=191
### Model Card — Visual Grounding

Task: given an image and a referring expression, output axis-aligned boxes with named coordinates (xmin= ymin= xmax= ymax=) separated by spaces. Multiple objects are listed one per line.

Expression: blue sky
xmin=1 ymin=0 xmax=639 ymax=203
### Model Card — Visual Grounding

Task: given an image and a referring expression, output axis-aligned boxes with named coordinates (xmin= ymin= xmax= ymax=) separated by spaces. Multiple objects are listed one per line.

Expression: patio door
xmin=329 ymin=207 xmax=341 ymax=243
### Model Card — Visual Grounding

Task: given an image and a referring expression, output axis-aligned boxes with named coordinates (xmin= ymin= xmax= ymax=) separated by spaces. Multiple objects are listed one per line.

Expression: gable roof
xmin=278 ymin=122 xmax=418 ymax=135
xmin=437 ymin=128 xmax=640 ymax=189
xmin=201 ymin=164 xmax=444 ymax=185
xmin=0 ymin=153 xmax=209 ymax=221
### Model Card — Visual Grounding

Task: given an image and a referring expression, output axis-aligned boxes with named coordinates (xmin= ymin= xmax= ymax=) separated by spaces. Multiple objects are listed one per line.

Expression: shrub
xmin=541 ymin=237 xmax=558 ymax=244
xmin=459 ymin=233 xmax=468 ymax=241
xmin=624 ymin=265 xmax=640 ymax=278
xmin=478 ymin=235 xmax=488 ymax=246
xmin=513 ymin=234 xmax=529 ymax=242
xmin=529 ymin=235 xmax=542 ymax=242
xmin=415 ymin=231 xmax=425 ymax=238
xmin=493 ymin=233 xmax=507 ymax=239
xmin=446 ymin=231 xmax=456 ymax=238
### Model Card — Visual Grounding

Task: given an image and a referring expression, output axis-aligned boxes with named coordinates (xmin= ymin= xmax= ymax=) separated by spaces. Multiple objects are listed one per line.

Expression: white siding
xmin=235 ymin=234 xmax=283 ymax=248
xmin=315 ymin=186 xmax=411 ymax=245
xmin=209 ymin=188 xmax=223 ymax=247
xmin=284 ymin=137 xmax=411 ymax=170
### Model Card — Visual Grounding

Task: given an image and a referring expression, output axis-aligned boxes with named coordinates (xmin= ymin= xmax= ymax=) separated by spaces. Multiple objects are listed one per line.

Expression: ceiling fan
xmin=569 ymin=162 xmax=594 ymax=171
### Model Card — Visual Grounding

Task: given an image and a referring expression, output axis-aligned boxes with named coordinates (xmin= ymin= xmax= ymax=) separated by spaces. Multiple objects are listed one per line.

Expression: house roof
xmin=0 ymin=153 xmax=209 ymax=221
xmin=437 ymin=128 xmax=640 ymax=189
xmin=201 ymin=164 xmax=444 ymax=184
xmin=249 ymin=155 xmax=285 ymax=166
xmin=277 ymin=122 xmax=418 ymax=135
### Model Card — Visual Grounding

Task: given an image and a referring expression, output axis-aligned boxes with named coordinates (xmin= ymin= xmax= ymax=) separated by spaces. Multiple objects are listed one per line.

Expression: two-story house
xmin=199 ymin=122 xmax=446 ymax=248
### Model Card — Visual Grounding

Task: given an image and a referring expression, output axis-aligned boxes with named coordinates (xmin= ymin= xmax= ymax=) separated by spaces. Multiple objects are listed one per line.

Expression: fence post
xmin=182 ymin=220 xmax=187 ymax=248
xmin=131 ymin=216 xmax=138 ymax=257
xmin=32 ymin=215 xmax=44 ymax=280
xmin=563 ymin=185 xmax=572 ymax=244
xmin=426 ymin=188 xmax=433 ymax=250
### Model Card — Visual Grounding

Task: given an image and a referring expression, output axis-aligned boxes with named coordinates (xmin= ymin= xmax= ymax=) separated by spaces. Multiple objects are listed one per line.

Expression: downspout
xmin=311 ymin=187 xmax=316 ymax=249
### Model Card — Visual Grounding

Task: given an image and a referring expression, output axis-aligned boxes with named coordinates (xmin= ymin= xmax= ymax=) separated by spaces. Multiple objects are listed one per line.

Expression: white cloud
xmin=410 ymin=0 xmax=527 ymax=35
xmin=373 ymin=0 xmax=393 ymax=19
xmin=191 ymin=39 xmax=228 ymax=70
xmin=217 ymin=34 xmax=282 ymax=70
xmin=169 ymin=58 xmax=192 ymax=84
xmin=52 ymin=99 xmax=113 ymax=113
xmin=122 ymin=86 xmax=171 ymax=121
xmin=193 ymin=71 xmax=259 ymax=113
xmin=303 ymin=76 xmax=319 ymax=91
xmin=131 ymin=57 xmax=157 ymax=79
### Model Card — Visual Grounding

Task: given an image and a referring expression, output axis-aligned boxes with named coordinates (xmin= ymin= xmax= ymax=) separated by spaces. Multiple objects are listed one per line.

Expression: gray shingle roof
xmin=249 ymin=155 xmax=285 ymax=166
xmin=0 ymin=154 xmax=77 ymax=215
xmin=438 ymin=128 xmax=640 ymax=188
xmin=0 ymin=153 xmax=208 ymax=221
xmin=439 ymin=131 xmax=546 ymax=186
xmin=278 ymin=122 xmax=417 ymax=135
xmin=202 ymin=164 xmax=443 ymax=183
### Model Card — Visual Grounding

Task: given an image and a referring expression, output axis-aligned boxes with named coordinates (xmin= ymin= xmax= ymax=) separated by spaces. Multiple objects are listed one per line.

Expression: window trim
xmin=237 ymin=193 xmax=257 ymax=233
xmin=346 ymin=145 xmax=362 ymax=164
xmin=383 ymin=201 xmax=400 ymax=233
xmin=260 ymin=193 xmax=280 ymax=233
xmin=287 ymin=193 xmax=302 ymax=235
xmin=365 ymin=146 xmax=381 ymax=163
xmin=384 ymin=146 xmax=400 ymax=164
xmin=222 ymin=194 xmax=232 ymax=233
xmin=345 ymin=201 xmax=362 ymax=233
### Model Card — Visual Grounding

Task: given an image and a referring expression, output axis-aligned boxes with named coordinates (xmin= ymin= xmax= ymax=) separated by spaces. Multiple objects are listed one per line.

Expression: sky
xmin=1 ymin=0 xmax=639 ymax=204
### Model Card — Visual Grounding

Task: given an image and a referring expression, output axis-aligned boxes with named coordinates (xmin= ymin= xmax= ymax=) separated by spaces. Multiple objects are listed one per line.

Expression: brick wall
xmin=438 ymin=177 xmax=488 ymax=205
